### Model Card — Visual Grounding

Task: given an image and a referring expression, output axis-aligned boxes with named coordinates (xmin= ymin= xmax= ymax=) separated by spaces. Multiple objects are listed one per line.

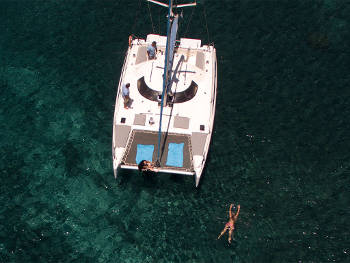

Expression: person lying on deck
xmin=138 ymin=160 xmax=158 ymax=172
xmin=217 ymin=204 xmax=240 ymax=243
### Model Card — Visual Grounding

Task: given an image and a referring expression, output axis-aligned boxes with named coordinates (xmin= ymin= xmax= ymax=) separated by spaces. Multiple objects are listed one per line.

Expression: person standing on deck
xmin=218 ymin=204 xmax=240 ymax=243
xmin=122 ymin=83 xmax=131 ymax=109
xmin=147 ymin=41 xmax=157 ymax=59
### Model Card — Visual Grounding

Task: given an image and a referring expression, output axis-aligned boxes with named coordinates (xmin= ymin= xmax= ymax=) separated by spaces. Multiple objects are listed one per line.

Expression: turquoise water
xmin=0 ymin=0 xmax=349 ymax=262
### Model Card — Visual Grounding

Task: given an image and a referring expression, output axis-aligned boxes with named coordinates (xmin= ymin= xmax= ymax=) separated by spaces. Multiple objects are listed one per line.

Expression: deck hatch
xmin=174 ymin=116 xmax=190 ymax=129
xmin=196 ymin=51 xmax=205 ymax=70
xmin=134 ymin=114 xmax=146 ymax=126
xmin=135 ymin=46 xmax=148 ymax=65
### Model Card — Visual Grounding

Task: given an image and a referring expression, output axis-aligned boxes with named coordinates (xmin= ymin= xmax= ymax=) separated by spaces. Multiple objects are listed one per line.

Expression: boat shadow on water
xmin=141 ymin=171 xmax=187 ymax=187
xmin=117 ymin=169 xmax=134 ymax=186
xmin=117 ymin=168 xmax=190 ymax=189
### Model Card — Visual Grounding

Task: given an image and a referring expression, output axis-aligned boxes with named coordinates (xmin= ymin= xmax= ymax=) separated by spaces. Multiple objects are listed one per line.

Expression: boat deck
xmin=121 ymin=130 xmax=194 ymax=172
xmin=114 ymin=35 xmax=216 ymax=136
xmin=113 ymin=33 xmax=217 ymax=186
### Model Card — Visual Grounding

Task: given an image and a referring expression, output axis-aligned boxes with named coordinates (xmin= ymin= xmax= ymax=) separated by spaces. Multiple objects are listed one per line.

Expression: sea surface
xmin=0 ymin=0 xmax=349 ymax=262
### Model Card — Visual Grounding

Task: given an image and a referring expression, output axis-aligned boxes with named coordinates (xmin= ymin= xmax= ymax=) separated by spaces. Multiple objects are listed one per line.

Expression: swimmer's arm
xmin=149 ymin=163 xmax=158 ymax=172
xmin=234 ymin=205 xmax=240 ymax=220
xmin=229 ymin=204 xmax=233 ymax=218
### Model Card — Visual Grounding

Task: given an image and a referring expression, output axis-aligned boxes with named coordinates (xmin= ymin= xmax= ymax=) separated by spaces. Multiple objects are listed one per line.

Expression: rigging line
xmin=173 ymin=0 xmax=178 ymax=10
xmin=147 ymin=0 xmax=155 ymax=34
xmin=202 ymin=4 xmax=210 ymax=44
xmin=131 ymin=0 xmax=142 ymax=34
xmin=184 ymin=5 xmax=195 ymax=38
xmin=158 ymin=8 xmax=161 ymax=34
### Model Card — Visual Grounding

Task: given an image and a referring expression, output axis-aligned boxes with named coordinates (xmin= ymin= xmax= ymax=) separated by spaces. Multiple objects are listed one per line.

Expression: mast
xmin=156 ymin=0 xmax=172 ymax=165
xmin=162 ymin=0 xmax=174 ymax=105
xmin=146 ymin=0 xmax=196 ymax=165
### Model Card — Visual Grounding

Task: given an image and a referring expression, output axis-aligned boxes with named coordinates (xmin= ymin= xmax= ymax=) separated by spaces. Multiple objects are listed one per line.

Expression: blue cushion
xmin=136 ymin=144 xmax=154 ymax=164
xmin=166 ymin=143 xmax=184 ymax=167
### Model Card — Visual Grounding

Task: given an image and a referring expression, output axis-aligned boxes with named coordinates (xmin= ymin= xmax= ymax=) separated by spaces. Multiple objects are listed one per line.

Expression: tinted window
xmin=173 ymin=81 xmax=198 ymax=103
xmin=137 ymin=77 xmax=198 ymax=103
xmin=137 ymin=77 xmax=161 ymax=102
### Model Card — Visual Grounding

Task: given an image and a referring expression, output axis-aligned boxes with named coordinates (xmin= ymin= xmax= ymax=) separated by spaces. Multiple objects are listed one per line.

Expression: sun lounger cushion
xmin=136 ymin=144 xmax=154 ymax=164
xmin=166 ymin=143 xmax=184 ymax=167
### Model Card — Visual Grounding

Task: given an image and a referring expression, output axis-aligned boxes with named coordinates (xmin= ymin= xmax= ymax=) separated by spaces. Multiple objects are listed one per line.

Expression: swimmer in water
xmin=217 ymin=204 xmax=240 ymax=243
xmin=138 ymin=160 xmax=158 ymax=172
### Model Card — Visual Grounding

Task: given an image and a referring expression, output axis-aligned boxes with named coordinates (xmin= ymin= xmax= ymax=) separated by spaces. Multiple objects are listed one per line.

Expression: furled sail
xmin=168 ymin=15 xmax=178 ymax=77
xmin=166 ymin=15 xmax=179 ymax=94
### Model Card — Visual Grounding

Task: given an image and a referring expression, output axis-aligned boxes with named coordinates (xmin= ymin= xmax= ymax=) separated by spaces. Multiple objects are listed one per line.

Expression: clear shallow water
xmin=0 ymin=0 xmax=349 ymax=262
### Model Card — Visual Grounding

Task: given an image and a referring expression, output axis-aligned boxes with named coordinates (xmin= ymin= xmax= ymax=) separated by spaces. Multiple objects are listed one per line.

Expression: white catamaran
xmin=112 ymin=0 xmax=217 ymax=187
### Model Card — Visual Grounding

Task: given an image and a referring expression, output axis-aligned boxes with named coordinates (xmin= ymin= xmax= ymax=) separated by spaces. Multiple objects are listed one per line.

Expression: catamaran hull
xmin=193 ymin=50 xmax=217 ymax=187
xmin=112 ymin=34 xmax=217 ymax=187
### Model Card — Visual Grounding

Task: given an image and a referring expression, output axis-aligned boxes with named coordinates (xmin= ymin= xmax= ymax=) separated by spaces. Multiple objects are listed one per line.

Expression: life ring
xmin=128 ymin=35 xmax=133 ymax=47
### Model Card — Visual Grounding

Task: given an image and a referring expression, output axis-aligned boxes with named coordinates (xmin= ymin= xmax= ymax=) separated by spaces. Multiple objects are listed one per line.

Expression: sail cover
xmin=168 ymin=15 xmax=178 ymax=71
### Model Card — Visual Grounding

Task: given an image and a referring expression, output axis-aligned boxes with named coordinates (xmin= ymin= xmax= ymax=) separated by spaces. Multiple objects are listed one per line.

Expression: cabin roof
xmin=115 ymin=34 xmax=216 ymax=135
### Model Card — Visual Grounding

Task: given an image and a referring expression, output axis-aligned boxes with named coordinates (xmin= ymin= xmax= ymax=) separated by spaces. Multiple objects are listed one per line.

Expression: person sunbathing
xmin=138 ymin=160 xmax=158 ymax=172
xmin=217 ymin=204 xmax=240 ymax=243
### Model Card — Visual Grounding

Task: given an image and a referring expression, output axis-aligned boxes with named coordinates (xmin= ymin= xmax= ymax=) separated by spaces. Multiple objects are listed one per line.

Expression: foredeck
xmin=114 ymin=34 xmax=216 ymax=136
xmin=122 ymin=130 xmax=194 ymax=172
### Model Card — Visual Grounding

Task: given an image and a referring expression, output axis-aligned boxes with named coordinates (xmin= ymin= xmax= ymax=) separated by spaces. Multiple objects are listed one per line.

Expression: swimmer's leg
xmin=228 ymin=228 xmax=234 ymax=243
xmin=217 ymin=226 xmax=228 ymax=239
